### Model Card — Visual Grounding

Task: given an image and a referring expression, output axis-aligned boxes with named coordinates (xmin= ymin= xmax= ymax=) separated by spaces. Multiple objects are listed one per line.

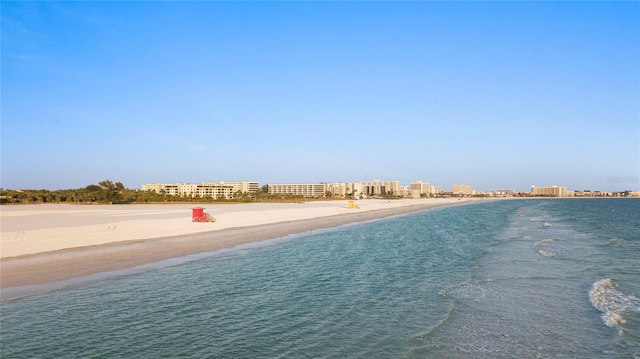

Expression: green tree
xmin=98 ymin=180 xmax=125 ymax=203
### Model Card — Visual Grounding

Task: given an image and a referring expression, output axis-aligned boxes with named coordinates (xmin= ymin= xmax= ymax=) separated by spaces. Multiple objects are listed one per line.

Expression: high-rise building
xmin=410 ymin=181 xmax=431 ymax=195
xmin=361 ymin=180 xmax=401 ymax=196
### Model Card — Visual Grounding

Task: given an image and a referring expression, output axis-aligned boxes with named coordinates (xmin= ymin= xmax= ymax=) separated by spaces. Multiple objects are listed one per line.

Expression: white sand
xmin=0 ymin=198 xmax=467 ymax=259
xmin=0 ymin=198 xmax=485 ymax=292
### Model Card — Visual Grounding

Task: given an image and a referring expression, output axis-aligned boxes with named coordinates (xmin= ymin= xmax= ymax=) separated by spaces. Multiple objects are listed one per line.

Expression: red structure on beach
xmin=192 ymin=207 xmax=212 ymax=222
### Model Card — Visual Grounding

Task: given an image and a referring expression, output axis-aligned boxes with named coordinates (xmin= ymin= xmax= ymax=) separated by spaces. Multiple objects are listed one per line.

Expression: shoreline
xmin=1 ymin=199 xmax=476 ymax=292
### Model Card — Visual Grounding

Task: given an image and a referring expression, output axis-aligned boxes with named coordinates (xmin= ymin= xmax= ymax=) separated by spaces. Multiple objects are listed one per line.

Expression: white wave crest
xmin=537 ymin=250 xmax=556 ymax=257
xmin=438 ymin=281 xmax=470 ymax=297
xmin=589 ymin=278 xmax=640 ymax=329
xmin=534 ymin=238 xmax=554 ymax=248
xmin=533 ymin=239 xmax=557 ymax=257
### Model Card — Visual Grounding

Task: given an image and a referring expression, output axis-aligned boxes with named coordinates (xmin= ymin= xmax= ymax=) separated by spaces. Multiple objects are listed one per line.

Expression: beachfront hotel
xmin=531 ymin=185 xmax=568 ymax=197
xmin=267 ymin=181 xmax=403 ymax=198
xmin=452 ymin=184 xmax=473 ymax=195
xmin=141 ymin=181 xmax=259 ymax=199
xmin=267 ymin=184 xmax=327 ymax=198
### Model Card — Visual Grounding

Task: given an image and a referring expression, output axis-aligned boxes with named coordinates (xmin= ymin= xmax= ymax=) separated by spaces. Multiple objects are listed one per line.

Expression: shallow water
xmin=1 ymin=199 xmax=638 ymax=358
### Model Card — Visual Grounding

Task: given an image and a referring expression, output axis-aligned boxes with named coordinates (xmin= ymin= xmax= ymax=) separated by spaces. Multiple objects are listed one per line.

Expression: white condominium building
xmin=141 ymin=181 xmax=259 ymax=199
xmin=267 ymin=184 xmax=327 ymax=198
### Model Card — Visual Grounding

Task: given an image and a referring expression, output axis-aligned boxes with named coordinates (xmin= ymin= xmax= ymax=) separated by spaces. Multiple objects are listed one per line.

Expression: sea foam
xmin=533 ymin=238 xmax=557 ymax=257
xmin=589 ymin=278 xmax=640 ymax=329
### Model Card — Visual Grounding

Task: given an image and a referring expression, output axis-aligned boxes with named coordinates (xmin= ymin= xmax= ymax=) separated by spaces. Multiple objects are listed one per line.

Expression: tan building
xmin=350 ymin=182 xmax=363 ymax=198
xmin=327 ymin=183 xmax=347 ymax=197
xmin=386 ymin=181 xmax=401 ymax=195
xmin=531 ymin=185 xmax=567 ymax=197
xmin=267 ymin=183 xmax=327 ymax=198
xmin=361 ymin=180 xmax=401 ymax=197
xmin=325 ymin=182 xmax=362 ymax=198
xmin=410 ymin=181 xmax=431 ymax=196
xmin=452 ymin=184 xmax=472 ymax=195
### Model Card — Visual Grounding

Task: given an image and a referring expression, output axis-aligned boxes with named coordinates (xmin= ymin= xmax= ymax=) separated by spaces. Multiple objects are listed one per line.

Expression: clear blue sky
xmin=2 ymin=1 xmax=639 ymax=192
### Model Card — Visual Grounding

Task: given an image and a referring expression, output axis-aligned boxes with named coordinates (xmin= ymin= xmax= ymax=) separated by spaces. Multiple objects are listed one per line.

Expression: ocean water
xmin=1 ymin=199 xmax=638 ymax=358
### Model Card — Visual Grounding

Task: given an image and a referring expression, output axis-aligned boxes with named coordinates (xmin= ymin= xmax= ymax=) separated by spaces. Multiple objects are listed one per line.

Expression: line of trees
xmin=1 ymin=180 xmax=132 ymax=205
xmin=0 ymin=180 xmax=312 ymax=205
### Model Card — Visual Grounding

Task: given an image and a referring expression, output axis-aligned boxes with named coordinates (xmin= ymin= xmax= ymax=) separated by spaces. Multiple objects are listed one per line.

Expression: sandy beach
xmin=1 ymin=198 xmax=477 ymax=290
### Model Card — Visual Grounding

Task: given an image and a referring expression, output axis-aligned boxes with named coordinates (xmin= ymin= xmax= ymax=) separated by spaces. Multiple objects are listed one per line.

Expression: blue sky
xmin=2 ymin=1 xmax=638 ymax=192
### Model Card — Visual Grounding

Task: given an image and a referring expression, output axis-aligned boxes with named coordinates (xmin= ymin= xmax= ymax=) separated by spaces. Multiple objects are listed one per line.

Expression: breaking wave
xmin=533 ymin=238 xmax=557 ymax=257
xmin=589 ymin=278 xmax=640 ymax=330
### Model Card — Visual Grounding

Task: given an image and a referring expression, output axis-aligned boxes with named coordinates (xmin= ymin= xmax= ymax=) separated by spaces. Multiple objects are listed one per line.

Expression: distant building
xmin=409 ymin=181 xmax=431 ymax=196
xmin=493 ymin=189 xmax=516 ymax=197
xmin=324 ymin=183 xmax=364 ymax=198
xmin=452 ymin=184 xmax=472 ymax=195
xmin=351 ymin=183 xmax=362 ymax=198
xmin=267 ymin=183 xmax=327 ymax=198
xmin=141 ymin=181 xmax=258 ymax=199
xmin=361 ymin=180 xmax=401 ymax=197
xmin=327 ymin=183 xmax=347 ymax=197
xmin=531 ymin=185 xmax=567 ymax=197
xmin=386 ymin=181 xmax=401 ymax=195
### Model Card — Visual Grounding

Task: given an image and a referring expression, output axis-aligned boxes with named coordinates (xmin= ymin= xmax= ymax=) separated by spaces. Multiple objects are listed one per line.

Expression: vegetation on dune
xmin=0 ymin=180 xmax=315 ymax=205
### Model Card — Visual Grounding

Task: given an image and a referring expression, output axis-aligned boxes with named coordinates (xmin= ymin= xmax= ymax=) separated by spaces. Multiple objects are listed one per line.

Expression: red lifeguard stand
xmin=192 ymin=207 xmax=213 ymax=222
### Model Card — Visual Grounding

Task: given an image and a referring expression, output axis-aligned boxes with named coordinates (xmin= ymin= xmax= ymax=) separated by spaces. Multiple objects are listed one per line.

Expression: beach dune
xmin=1 ymin=198 xmax=472 ymax=290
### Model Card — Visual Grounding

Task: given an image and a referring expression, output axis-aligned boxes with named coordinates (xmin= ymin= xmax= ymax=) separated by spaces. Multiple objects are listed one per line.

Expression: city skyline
xmin=4 ymin=175 xmax=637 ymax=194
xmin=138 ymin=179 xmax=631 ymax=197
xmin=2 ymin=2 xmax=638 ymax=192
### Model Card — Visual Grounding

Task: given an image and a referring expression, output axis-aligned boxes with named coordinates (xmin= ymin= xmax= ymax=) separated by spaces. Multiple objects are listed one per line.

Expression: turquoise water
xmin=1 ymin=199 xmax=639 ymax=358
